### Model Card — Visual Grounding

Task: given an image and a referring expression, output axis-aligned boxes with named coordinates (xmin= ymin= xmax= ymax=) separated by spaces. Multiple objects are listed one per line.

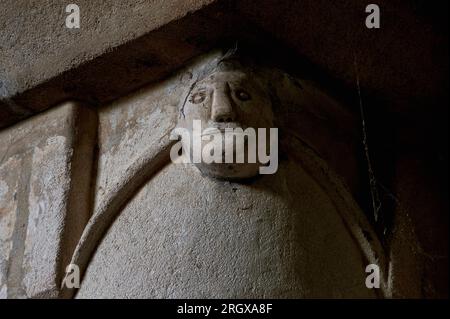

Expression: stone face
xmin=177 ymin=65 xmax=275 ymax=180
xmin=0 ymin=102 xmax=97 ymax=298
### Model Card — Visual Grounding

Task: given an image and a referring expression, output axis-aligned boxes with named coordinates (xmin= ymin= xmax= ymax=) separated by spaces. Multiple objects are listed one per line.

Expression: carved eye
xmin=189 ymin=92 xmax=206 ymax=104
xmin=236 ymin=89 xmax=251 ymax=101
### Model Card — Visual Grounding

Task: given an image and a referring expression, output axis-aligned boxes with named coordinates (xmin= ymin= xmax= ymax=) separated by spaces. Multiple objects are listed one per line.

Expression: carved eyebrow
xmin=226 ymin=78 xmax=250 ymax=87
xmin=192 ymin=87 xmax=207 ymax=92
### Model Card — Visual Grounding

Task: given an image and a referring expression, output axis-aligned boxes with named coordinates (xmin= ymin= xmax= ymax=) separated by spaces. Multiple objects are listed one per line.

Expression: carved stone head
xmin=176 ymin=55 xmax=276 ymax=180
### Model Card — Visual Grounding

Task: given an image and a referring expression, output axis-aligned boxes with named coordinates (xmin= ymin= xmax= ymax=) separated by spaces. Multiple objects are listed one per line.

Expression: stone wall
xmin=0 ymin=1 xmax=447 ymax=298
xmin=0 ymin=102 xmax=96 ymax=298
xmin=0 ymin=51 xmax=420 ymax=298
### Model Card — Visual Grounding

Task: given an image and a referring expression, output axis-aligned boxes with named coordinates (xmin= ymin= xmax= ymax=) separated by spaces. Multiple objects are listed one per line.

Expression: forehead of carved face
xmin=179 ymin=70 xmax=274 ymax=130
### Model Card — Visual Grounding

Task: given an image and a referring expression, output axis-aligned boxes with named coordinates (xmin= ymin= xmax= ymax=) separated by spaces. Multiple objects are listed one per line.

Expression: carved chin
xmin=194 ymin=162 xmax=261 ymax=180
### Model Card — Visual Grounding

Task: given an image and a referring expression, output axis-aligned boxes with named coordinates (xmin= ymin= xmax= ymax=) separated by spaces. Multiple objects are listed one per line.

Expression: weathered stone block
xmin=0 ymin=155 xmax=20 ymax=298
xmin=0 ymin=102 xmax=96 ymax=298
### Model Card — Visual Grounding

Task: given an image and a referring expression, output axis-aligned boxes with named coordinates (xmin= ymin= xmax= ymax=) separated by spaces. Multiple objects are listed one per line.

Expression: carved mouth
xmin=210 ymin=122 xmax=244 ymax=130
xmin=201 ymin=123 xmax=246 ymax=136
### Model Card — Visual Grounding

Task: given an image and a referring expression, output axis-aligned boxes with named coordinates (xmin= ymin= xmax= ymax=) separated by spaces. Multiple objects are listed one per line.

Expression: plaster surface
xmin=78 ymin=160 xmax=378 ymax=298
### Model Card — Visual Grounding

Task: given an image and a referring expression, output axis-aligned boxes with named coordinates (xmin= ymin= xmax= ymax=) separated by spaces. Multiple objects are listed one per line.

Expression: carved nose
xmin=211 ymin=88 xmax=236 ymax=123
xmin=212 ymin=110 xmax=236 ymax=123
